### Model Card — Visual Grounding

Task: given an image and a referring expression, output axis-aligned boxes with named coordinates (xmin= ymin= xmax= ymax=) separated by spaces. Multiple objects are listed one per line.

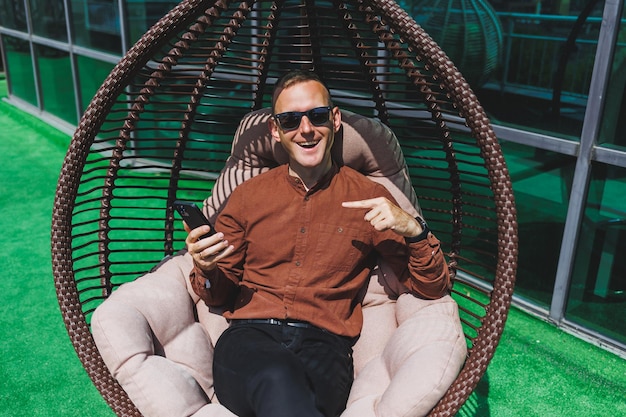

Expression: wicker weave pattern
xmin=51 ymin=0 xmax=518 ymax=416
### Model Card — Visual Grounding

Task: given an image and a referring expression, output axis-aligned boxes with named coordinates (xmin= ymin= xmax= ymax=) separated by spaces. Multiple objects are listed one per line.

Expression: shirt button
xmin=337 ymin=227 xmax=343 ymax=233
xmin=300 ymin=227 xmax=306 ymax=233
xmin=295 ymin=261 xmax=301 ymax=266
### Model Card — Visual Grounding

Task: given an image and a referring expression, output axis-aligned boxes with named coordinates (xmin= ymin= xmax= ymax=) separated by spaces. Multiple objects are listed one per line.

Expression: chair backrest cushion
xmin=204 ymin=108 xmax=420 ymax=221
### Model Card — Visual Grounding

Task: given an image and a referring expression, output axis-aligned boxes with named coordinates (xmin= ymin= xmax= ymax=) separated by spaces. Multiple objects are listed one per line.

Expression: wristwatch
xmin=405 ymin=216 xmax=430 ymax=243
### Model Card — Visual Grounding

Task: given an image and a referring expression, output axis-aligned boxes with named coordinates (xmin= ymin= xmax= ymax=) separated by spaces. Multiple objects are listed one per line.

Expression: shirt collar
xmin=286 ymin=162 xmax=340 ymax=194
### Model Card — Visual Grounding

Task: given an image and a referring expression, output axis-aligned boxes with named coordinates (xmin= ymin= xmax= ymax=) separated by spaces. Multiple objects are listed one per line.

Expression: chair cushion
xmin=344 ymin=294 xmax=467 ymax=417
xmin=92 ymin=253 xmax=234 ymax=417
xmin=93 ymin=253 xmax=465 ymax=417
xmin=344 ymin=258 xmax=467 ymax=417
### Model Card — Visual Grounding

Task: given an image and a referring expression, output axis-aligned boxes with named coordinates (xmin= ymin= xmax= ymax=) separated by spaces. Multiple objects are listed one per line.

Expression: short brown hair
xmin=271 ymin=70 xmax=333 ymax=111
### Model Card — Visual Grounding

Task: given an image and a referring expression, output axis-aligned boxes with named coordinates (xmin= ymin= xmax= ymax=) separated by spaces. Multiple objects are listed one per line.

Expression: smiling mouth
xmin=298 ymin=141 xmax=320 ymax=149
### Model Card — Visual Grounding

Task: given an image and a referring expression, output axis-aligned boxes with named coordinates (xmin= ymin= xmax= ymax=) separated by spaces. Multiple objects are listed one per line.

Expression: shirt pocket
xmin=313 ymin=223 xmax=367 ymax=273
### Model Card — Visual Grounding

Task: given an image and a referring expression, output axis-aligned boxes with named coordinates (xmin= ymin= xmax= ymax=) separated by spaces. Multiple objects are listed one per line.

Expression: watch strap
xmin=405 ymin=216 xmax=430 ymax=243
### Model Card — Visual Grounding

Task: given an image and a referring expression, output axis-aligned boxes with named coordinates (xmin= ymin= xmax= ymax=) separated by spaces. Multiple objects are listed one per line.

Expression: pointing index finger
xmin=342 ymin=199 xmax=378 ymax=209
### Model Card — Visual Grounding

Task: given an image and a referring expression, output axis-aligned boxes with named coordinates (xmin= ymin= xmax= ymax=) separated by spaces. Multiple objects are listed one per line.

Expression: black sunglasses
xmin=273 ymin=106 xmax=332 ymax=131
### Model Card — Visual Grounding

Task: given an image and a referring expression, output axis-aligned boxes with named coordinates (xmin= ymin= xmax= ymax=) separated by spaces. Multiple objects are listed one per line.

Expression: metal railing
xmin=487 ymin=12 xmax=614 ymax=105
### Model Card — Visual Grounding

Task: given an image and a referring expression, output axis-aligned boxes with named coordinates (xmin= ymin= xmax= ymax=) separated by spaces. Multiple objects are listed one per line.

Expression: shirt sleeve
xmin=404 ymin=233 xmax=451 ymax=299
xmin=371 ymin=186 xmax=451 ymax=299
xmin=189 ymin=186 xmax=248 ymax=307
xmin=189 ymin=265 xmax=238 ymax=307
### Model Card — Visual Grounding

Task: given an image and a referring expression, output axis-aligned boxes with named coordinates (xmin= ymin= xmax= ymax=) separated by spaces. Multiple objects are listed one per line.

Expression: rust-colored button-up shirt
xmin=191 ymin=164 xmax=449 ymax=337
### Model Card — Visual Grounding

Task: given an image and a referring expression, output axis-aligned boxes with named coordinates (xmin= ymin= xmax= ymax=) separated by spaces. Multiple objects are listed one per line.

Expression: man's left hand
xmin=342 ymin=197 xmax=423 ymax=238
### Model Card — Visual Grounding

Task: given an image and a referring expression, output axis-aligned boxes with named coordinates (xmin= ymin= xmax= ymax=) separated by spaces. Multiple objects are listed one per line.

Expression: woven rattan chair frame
xmin=51 ymin=0 xmax=518 ymax=415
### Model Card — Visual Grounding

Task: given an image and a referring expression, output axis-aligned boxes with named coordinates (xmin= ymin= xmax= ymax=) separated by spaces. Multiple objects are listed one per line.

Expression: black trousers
xmin=212 ymin=321 xmax=354 ymax=417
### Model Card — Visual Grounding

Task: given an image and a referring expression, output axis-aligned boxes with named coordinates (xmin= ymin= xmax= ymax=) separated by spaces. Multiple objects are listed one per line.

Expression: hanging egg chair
xmin=51 ymin=0 xmax=518 ymax=415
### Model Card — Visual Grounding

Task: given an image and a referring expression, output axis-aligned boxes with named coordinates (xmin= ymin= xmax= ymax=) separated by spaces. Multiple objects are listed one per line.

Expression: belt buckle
xmin=284 ymin=320 xmax=311 ymax=329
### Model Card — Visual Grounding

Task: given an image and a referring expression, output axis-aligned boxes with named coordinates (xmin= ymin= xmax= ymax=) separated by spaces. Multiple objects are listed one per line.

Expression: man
xmin=186 ymin=70 xmax=450 ymax=417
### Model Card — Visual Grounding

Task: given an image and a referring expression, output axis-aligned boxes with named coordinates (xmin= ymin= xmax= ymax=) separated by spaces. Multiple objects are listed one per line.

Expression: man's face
xmin=269 ymin=80 xmax=341 ymax=173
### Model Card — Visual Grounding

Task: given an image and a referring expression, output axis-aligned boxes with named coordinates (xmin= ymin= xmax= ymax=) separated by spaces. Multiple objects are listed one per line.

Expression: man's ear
xmin=332 ymin=107 xmax=342 ymax=133
xmin=268 ymin=117 xmax=281 ymax=142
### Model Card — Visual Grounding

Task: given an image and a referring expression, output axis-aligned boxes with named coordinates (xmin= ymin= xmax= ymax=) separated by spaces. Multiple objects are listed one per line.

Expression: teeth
xmin=299 ymin=141 xmax=319 ymax=148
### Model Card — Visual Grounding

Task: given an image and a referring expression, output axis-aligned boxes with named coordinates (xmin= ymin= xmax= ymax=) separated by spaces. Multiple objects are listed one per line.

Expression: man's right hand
xmin=185 ymin=225 xmax=234 ymax=272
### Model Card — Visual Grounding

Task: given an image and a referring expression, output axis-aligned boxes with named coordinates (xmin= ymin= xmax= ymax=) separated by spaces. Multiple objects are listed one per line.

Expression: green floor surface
xmin=0 ymin=79 xmax=113 ymax=416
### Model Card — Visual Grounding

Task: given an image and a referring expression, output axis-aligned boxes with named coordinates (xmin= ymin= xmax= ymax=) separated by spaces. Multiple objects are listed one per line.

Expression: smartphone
xmin=173 ymin=200 xmax=216 ymax=239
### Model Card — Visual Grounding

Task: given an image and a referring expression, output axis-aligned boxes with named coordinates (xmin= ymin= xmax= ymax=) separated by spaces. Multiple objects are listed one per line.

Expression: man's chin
xmin=293 ymin=151 xmax=324 ymax=165
xmin=298 ymin=157 xmax=326 ymax=169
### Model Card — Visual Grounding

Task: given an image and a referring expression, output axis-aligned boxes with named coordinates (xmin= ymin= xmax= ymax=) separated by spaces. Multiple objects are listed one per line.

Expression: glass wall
xmin=502 ymin=141 xmax=575 ymax=306
xmin=76 ymin=55 xmax=115 ymax=112
xmin=400 ymin=0 xmax=606 ymax=140
xmin=598 ymin=27 xmax=626 ymax=150
xmin=2 ymin=36 xmax=37 ymax=106
xmin=0 ymin=0 xmax=181 ymax=125
xmin=68 ymin=0 xmax=177 ymax=54
xmin=396 ymin=0 xmax=626 ymax=353
xmin=29 ymin=0 xmax=68 ymax=42
xmin=126 ymin=1 xmax=180 ymax=48
xmin=0 ymin=0 xmax=27 ymax=31
xmin=0 ymin=0 xmax=625 ymax=354
xmin=568 ymin=164 xmax=626 ymax=345
xmin=486 ymin=2 xmax=603 ymax=141
xmin=36 ymin=44 xmax=76 ymax=124
xmin=70 ymin=0 xmax=122 ymax=54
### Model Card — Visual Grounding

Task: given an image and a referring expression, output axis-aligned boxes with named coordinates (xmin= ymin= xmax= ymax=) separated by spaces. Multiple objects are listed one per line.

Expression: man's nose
xmin=299 ymin=115 xmax=314 ymax=132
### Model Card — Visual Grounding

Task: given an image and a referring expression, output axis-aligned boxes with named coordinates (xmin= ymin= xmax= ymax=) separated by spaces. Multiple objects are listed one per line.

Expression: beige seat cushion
xmin=93 ymin=254 xmax=466 ymax=417
xmin=92 ymin=253 xmax=234 ymax=417
xmin=345 ymin=293 xmax=466 ymax=417
xmin=344 ymin=260 xmax=466 ymax=417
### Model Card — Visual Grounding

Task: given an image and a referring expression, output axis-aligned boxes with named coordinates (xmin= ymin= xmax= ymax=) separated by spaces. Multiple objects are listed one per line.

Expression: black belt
xmin=230 ymin=318 xmax=317 ymax=329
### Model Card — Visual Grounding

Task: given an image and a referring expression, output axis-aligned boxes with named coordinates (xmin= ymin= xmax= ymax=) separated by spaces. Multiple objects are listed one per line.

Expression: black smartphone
xmin=173 ymin=200 xmax=216 ymax=239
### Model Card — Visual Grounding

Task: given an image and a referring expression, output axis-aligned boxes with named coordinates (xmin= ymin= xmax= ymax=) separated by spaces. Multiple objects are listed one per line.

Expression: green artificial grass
xmin=469 ymin=309 xmax=626 ymax=416
xmin=0 ymin=77 xmax=113 ymax=417
xmin=0 ymin=76 xmax=625 ymax=416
